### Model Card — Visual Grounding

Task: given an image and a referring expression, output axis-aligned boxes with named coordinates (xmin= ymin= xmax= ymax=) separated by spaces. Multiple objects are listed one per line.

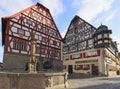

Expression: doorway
xmin=91 ymin=64 xmax=98 ymax=75
xmin=68 ymin=65 xmax=73 ymax=74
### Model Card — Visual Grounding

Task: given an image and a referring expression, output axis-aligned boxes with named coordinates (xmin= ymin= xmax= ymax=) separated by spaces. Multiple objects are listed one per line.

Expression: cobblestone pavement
xmin=66 ymin=75 xmax=120 ymax=89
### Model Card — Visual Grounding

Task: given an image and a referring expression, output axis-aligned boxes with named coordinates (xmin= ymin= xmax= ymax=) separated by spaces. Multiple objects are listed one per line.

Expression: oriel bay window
xmin=98 ymin=34 xmax=102 ymax=39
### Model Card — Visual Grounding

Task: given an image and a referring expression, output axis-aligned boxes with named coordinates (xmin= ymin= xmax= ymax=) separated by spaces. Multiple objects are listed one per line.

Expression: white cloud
xmin=95 ymin=8 xmax=119 ymax=24
xmin=0 ymin=0 xmax=33 ymax=17
xmin=105 ymin=9 xmax=118 ymax=22
xmin=39 ymin=0 xmax=64 ymax=17
xmin=72 ymin=0 xmax=114 ymax=21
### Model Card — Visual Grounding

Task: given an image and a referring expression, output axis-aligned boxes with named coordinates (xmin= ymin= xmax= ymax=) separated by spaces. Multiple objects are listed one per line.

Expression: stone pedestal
xmin=28 ymin=62 xmax=37 ymax=73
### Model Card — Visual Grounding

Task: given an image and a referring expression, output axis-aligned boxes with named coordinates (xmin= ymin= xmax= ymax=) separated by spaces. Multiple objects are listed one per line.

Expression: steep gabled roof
xmin=2 ymin=3 xmax=62 ymax=45
xmin=64 ymin=15 xmax=97 ymax=41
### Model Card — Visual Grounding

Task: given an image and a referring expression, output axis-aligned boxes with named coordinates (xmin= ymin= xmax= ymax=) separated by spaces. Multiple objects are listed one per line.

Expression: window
xmin=18 ymin=29 xmax=24 ymax=35
xmin=50 ymin=29 xmax=55 ymax=36
xmin=13 ymin=39 xmax=27 ymax=51
xmin=41 ymin=46 xmax=46 ymax=54
xmin=21 ymin=40 xmax=27 ymax=51
xmin=13 ymin=39 xmax=20 ymax=49
xmin=26 ymin=18 xmax=33 ymax=25
xmin=42 ymin=37 xmax=47 ymax=43
xmin=54 ymin=50 xmax=59 ymax=57
xmin=104 ymin=34 xmax=108 ymax=38
xmin=98 ymin=34 xmax=102 ymax=39
xmin=36 ymin=44 xmax=40 ymax=53
xmin=98 ymin=41 xmax=102 ymax=44
xmin=74 ymin=27 xmax=78 ymax=34
xmin=53 ymin=40 xmax=57 ymax=46
xmin=42 ymin=27 xmax=46 ymax=33
xmin=83 ymin=64 xmax=90 ymax=70
xmin=104 ymin=40 xmax=109 ymax=43
xmin=88 ymin=39 xmax=93 ymax=47
xmin=75 ymin=65 xmax=83 ymax=70
xmin=41 ymin=48 xmax=45 ymax=54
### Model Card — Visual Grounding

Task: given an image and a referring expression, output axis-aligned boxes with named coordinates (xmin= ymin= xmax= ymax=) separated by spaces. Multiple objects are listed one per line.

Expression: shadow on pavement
xmin=99 ymin=76 xmax=120 ymax=81
xmin=75 ymin=83 xmax=120 ymax=89
xmin=68 ymin=73 xmax=97 ymax=79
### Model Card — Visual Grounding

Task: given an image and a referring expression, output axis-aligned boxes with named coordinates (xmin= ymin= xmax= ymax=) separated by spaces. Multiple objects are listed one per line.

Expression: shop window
xmin=75 ymin=65 xmax=83 ymax=70
xmin=83 ymin=64 xmax=90 ymax=70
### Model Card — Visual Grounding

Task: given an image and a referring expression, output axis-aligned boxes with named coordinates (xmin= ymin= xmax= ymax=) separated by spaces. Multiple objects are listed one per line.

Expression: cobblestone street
xmin=66 ymin=75 xmax=120 ymax=89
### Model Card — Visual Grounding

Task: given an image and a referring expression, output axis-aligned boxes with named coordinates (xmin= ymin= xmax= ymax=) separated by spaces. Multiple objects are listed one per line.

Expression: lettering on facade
xmin=75 ymin=60 xmax=98 ymax=64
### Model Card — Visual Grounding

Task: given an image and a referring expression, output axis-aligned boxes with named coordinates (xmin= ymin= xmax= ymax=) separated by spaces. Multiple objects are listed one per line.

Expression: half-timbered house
xmin=63 ymin=15 xmax=120 ymax=76
xmin=2 ymin=3 xmax=62 ymax=71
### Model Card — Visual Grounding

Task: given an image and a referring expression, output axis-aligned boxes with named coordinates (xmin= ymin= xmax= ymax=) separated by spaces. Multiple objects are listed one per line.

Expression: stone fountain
xmin=0 ymin=33 xmax=68 ymax=89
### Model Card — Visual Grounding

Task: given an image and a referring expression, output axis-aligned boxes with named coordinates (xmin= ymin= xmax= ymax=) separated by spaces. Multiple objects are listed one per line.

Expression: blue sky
xmin=0 ymin=0 xmax=120 ymax=62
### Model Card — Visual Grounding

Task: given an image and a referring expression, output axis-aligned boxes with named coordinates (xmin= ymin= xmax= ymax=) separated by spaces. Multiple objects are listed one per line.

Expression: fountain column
xmin=28 ymin=33 xmax=37 ymax=73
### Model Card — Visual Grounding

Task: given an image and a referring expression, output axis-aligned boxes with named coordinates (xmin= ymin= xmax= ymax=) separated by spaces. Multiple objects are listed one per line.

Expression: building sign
xmin=76 ymin=60 xmax=98 ymax=64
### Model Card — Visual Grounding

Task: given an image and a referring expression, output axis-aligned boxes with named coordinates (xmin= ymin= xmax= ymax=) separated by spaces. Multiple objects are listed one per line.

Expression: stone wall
xmin=3 ymin=53 xmax=29 ymax=72
xmin=0 ymin=72 xmax=68 ymax=89
xmin=3 ymin=52 xmax=63 ymax=72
